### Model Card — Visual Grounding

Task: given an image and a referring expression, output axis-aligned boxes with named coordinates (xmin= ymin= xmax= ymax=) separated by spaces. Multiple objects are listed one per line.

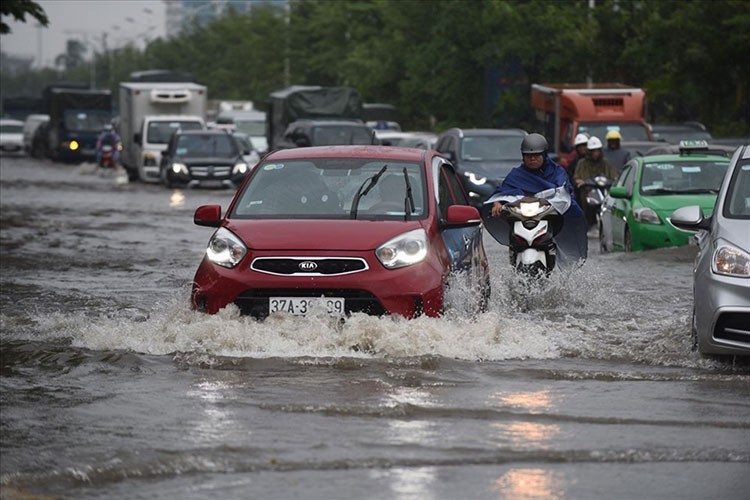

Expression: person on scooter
xmin=564 ymin=133 xmax=589 ymax=178
xmin=95 ymin=123 xmax=121 ymax=168
xmin=572 ymin=136 xmax=619 ymax=228
xmin=603 ymin=130 xmax=631 ymax=171
xmin=490 ymin=133 xmax=582 ymax=217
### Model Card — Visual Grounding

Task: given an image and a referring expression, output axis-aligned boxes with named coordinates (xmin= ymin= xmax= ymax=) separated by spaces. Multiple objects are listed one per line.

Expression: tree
xmin=0 ymin=0 xmax=48 ymax=34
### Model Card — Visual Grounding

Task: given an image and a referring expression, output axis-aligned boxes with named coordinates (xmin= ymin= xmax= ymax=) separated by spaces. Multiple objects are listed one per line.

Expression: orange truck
xmin=531 ymin=83 xmax=653 ymax=156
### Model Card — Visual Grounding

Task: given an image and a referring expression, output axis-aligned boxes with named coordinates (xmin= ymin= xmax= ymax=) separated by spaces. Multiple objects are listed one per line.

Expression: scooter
xmin=98 ymin=144 xmax=116 ymax=172
xmin=580 ymin=174 xmax=613 ymax=230
xmin=499 ymin=196 xmax=564 ymax=277
xmin=483 ymin=187 xmax=587 ymax=278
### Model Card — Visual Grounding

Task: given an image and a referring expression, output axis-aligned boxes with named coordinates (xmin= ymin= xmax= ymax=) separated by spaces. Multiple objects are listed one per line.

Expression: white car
xmin=0 ymin=118 xmax=25 ymax=154
xmin=670 ymin=144 xmax=750 ymax=356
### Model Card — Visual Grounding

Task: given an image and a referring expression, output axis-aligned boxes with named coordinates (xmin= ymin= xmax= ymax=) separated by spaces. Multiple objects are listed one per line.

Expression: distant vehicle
xmin=21 ymin=114 xmax=48 ymax=156
xmin=232 ymin=131 xmax=261 ymax=167
xmin=435 ymin=128 xmax=527 ymax=206
xmin=37 ymin=87 xmax=112 ymax=162
xmin=266 ymin=86 xmax=363 ymax=151
xmin=398 ymin=132 xmax=438 ymax=150
xmin=0 ymin=119 xmax=24 ymax=153
xmin=600 ymin=141 xmax=731 ymax=252
xmin=119 ymin=81 xmax=208 ymax=182
xmin=277 ymin=119 xmax=377 ymax=149
xmin=190 ymin=145 xmax=490 ymax=319
xmin=531 ymin=83 xmax=653 ymax=156
xmin=159 ymin=129 xmax=249 ymax=188
xmin=669 ymin=144 xmax=750 ymax=356
xmin=216 ymin=109 xmax=267 ymax=153
xmin=363 ymin=102 xmax=400 ymax=132
xmin=651 ymin=123 xmax=713 ymax=144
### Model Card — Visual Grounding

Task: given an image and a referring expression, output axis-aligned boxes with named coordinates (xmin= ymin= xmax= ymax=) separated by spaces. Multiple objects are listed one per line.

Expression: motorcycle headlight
xmin=376 ymin=228 xmax=428 ymax=269
xmin=232 ymin=162 xmax=248 ymax=175
xmin=712 ymin=245 xmax=750 ymax=277
xmin=633 ymin=207 xmax=661 ymax=225
xmin=206 ymin=227 xmax=247 ymax=268
xmin=464 ymin=171 xmax=487 ymax=186
xmin=171 ymin=162 xmax=188 ymax=175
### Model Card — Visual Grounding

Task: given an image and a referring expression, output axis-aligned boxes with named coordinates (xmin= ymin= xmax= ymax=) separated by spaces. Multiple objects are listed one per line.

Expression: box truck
xmin=531 ymin=83 xmax=653 ymax=156
xmin=118 ymin=82 xmax=207 ymax=182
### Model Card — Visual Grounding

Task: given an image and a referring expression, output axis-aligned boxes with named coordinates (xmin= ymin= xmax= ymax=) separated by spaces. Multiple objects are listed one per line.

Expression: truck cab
xmin=135 ymin=115 xmax=205 ymax=181
xmin=531 ymin=83 xmax=653 ymax=156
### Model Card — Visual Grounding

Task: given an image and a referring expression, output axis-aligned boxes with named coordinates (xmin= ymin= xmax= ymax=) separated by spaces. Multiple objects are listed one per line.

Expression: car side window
xmin=443 ymin=164 xmax=470 ymax=206
xmin=622 ymin=164 xmax=636 ymax=194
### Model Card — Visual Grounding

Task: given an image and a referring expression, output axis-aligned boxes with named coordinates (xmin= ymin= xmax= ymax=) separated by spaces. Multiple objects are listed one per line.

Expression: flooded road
xmin=1 ymin=155 xmax=748 ymax=499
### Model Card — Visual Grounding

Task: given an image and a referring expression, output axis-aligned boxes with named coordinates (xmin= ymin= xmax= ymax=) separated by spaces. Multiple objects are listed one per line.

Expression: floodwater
xmin=1 ymin=155 xmax=748 ymax=500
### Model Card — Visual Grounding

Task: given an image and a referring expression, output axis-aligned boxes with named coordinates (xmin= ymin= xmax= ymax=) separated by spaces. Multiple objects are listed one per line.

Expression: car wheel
xmin=624 ymin=226 xmax=633 ymax=252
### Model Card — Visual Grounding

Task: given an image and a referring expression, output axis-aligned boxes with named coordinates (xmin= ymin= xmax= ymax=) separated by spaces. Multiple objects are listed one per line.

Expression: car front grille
xmin=190 ymin=165 xmax=232 ymax=178
xmin=714 ymin=312 xmax=750 ymax=346
xmin=251 ymin=257 xmax=368 ymax=276
xmin=234 ymin=289 xmax=385 ymax=319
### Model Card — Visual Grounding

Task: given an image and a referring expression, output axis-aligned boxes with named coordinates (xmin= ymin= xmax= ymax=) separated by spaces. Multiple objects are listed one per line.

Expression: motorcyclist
xmin=95 ymin=123 xmax=121 ymax=168
xmin=603 ymin=130 xmax=631 ymax=171
xmin=564 ymin=133 xmax=589 ymax=178
xmin=490 ymin=133 xmax=582 ymax=217
xmin=572 ymin=136 xmax=620 ymax=228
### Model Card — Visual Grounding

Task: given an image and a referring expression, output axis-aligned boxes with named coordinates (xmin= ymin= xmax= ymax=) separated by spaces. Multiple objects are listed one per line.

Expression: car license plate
xmin=269 ymin=297 xmax=345 ymax=316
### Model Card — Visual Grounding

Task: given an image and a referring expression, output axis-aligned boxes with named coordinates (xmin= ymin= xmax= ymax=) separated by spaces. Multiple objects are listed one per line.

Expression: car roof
xmin=174 ymin=129 xmax=231 ymax=137
xmin=442 ymin=128 xmax=527 ymax=137
xmin=265 ymin=145 xmax=428 ymax=162
xmin=288 ymin=119 xmax=370 ymax=127
xmin=636 ymin=152 xmax=732 ymax=163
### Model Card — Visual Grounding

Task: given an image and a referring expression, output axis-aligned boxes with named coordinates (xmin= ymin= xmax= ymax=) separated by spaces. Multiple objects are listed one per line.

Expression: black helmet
xmin=521 ymin=133 xmax=548 ymax=154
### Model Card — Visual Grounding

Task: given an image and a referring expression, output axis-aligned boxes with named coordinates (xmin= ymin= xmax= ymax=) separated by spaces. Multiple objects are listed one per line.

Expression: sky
xmin=1 ymin=0 xmax=167 ymax=68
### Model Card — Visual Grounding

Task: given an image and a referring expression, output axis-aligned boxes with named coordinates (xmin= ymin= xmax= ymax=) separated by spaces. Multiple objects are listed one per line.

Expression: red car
xmin=191 ymin=145 xmax=490 ymax=319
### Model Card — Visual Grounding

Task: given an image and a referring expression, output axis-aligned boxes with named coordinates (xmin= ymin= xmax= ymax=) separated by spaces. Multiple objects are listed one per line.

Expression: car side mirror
xmin=441 ymin=205 xmax=481 ymax=228
xmin=194 ymin=205 xmax=222 ymax=227
xmin=444 ymin=151 xmax=457 ymax=163
xmin=609 ymin=186 xmax=630 ymax=199
xmin=293 ymin=135 xmax=311 ymax=147
xmin=669 ymin=205 xmax=711 ymax=232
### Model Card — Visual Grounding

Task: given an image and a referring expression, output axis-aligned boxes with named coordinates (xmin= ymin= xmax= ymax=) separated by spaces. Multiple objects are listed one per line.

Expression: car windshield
xmin=63 ymin=110 xmax=111 ymax=132
xmin=234 ymin=119 xmax=265 ymax=137
xmin=640 ymin=159 xmax=730 ymax=195
xmin=312 ymin=126 xmax=373 ymax=146
xmin=175 ymin=134 xmax=238 ymax=157
xmin=460 ymin=136 xmax=522 ymax=161
xmin=724 ymin=162 xmax=750 ymax=218
xmin=232 ymin=158 xmax=426 ymax=220
xmin=578 ymin=122 xmax=650 ymax=142
xmin=1 ymin=123 xmax=23 ymax=133
xmin=147 ymin=121 xmax=203 ymax=144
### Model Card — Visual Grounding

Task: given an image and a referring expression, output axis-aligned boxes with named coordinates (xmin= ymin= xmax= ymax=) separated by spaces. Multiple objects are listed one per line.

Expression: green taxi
xmin=599 ymin=142 xmax=731 ymax=252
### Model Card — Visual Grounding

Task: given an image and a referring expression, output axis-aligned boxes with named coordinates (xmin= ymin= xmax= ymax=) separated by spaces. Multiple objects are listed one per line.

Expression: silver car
xmin=669 ymin=145 xmax=750 ymax=356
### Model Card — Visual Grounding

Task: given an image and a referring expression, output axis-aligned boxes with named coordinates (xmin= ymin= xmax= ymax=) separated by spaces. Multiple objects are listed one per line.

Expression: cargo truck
xmin=118 ymin=82 xmax=207 ymax=182
xmin=40 ymin=86 xmax=112 ymax=162
xmin=531 ymin=83 xmax=653 ymax=156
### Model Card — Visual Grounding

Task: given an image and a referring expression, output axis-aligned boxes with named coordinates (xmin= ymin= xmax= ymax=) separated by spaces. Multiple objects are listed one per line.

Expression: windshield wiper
xmin=402 ymin=167 xmax=415 ymax=221
xmin=350 ymin=164 xmax=387 ymax=219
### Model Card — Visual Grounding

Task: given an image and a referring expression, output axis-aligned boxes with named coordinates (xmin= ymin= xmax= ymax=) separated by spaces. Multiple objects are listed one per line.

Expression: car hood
xmin=458 ymin=160 xmax=518 ymax=181
xmin=641 ymin=193 xmax=718 ymax=216
xmin=225 ymin=219 xmax=426 ymax=251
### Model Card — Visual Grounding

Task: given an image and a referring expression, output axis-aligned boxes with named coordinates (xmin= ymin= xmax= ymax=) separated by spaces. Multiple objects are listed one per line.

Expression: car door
xmin=610 ymin=161 xmax=637 ymax=249
xmin=435 ymin=158 xmax=484 ymax=273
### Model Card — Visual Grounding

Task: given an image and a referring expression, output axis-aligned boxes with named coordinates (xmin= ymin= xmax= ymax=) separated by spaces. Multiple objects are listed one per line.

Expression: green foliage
xmin=1 ymin=0 xmax=747 ymax=135
xmin=0 ymin=0 xmax=48 ymax=34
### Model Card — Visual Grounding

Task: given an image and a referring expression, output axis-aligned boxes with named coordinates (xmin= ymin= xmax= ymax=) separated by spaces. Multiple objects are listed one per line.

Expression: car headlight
xmin=206 ymin=227 xmax=247 ymax=268
xmin=232 ymin=162 xmax=248 ymax=175
xmin=376 ymin=228 xmax=428 ymax=269
xmin=463 ymin=171 xmax=487 ymax=186
xmin=712 ymin=245 xmax=750 ymax=277
xmin=171 ymin=162 xmax=188 ymax=175
xmin=633 ymin=207 xmax=661 ymax=225
xmin=69 ymin=140 xmax=79 ymax=151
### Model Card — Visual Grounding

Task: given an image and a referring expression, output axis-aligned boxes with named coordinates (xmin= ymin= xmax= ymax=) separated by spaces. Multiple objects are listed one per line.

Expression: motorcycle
xmin=483 ymin=187 xmax=587 ymax=278
xmin=98 ymin=144 xmax=116 ymax=171
xmin=580 ymin=174 xmax=613 ymax=231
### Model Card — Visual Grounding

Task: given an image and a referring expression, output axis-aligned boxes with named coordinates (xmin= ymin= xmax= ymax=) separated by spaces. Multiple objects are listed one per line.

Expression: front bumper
xmin=695 ymin=270 xmax=750 ymax=356
xmin=191 ymin=251 xmax=445 ymax=319
xmin=631 ymin=221 xmax=692 ymax=250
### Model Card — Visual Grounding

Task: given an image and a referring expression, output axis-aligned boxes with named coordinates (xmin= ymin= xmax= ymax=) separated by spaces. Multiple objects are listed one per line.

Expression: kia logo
xmin=298 ymin=261 xmax=318 ymax=271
